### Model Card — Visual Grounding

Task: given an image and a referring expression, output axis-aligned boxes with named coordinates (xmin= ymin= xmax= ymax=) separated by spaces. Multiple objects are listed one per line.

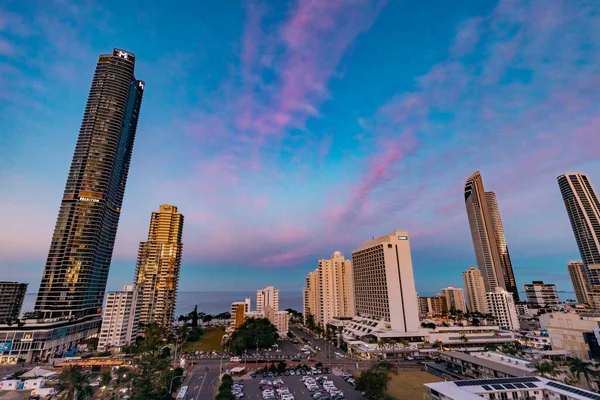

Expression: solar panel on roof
xmin=513 ymin=383 xmax=526 ymax=389
xmin=524 ymin=382 xmax=536 ymax=388
xmin=503 ymin=383 xmax=516 ymax=389
xmin=482 ymin=385 xmax=493 ymax=391
xmin=454 ymin=376 xmax=540 ymax=387
xmin=546 ymin=381 xmax=600 ymax=399
xmin=491 ymin=384 xmax=504 ymax=390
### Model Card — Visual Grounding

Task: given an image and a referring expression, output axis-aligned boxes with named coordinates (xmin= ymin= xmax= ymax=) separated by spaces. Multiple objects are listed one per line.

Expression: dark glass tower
xmin=465 ymin=171 xmax=520 ymax=301
xmin=558 ymin=173 xmax=600 ymax=289
xmin=35 ymin=49 xmax=145 ymax=319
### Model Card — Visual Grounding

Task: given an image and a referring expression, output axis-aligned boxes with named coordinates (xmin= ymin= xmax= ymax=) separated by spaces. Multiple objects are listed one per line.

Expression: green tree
xmin=191 ymin=305 xmax=199 ymax=328
xmin=216 ymin=374 xmax=235 ymax=400
xmin=58 ymin=365 xmax=91 ymax=400
xmin=130 ymin=323 xmax=173 ymax=400
xmin=228 ymin=318 xmax=278 ymax=353
xmin=355 ymin=362 xmax=395 ymax=400
xmin=534 ymin=361 xmax=560 ymax=378
xmin=100 ymin=370 xmax=112 ymax=386
xmin=203 ymin=314 xmax=213 ymax=323
xmin=277 ymin=361 xmax=287 ymax=374
xmin=304 ymin=312 xmax=316 ymax=330
xmin=569 ymin=358 xmax=597 ymax=389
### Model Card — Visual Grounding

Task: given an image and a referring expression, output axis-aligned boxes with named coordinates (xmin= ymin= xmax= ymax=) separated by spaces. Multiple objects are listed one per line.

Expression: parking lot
xmin=242 ymin=373 xmax=364 ymax=400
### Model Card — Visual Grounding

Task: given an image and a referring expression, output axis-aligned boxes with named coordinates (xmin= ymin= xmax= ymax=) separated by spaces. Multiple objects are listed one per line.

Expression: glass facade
xmin=35 ymin=49 xmax=144 ymax=319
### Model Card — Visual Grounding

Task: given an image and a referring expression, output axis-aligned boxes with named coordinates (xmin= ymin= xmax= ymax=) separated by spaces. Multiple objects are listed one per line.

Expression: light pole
xmin=169 ymin=374 xmax=184 ymax=394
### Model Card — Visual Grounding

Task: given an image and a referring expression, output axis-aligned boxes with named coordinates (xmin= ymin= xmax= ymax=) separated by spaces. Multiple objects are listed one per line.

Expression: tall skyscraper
xmin=558 ymin=174 xmax=600 ymax=298
xmin=464 ymin=171 xmax=519 ymax=301
xmin=462 ymin=267 xmax=488 ymax=314
xmin=35 ymin=49 xmax=145 ymax=319
xmin=303 ymin=270 xmax=320 ymax=325
xmin=351 ymin=231 xmax=419 ymax=332
xmin=441 ymin=286 xmax=467 ymax=313
xmin=302 ymin=252 xmax=355 ymax=327
xmin=98 ymin=285 xmax=142 ymax=351
xmin=568 ymin=261 xmax=590 ymax=305
xmin=135 ymin=205 xmax=184 ymax=327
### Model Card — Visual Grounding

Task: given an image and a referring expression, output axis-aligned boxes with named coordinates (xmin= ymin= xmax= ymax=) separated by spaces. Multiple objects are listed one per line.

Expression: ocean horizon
xmin=19 ymin=290 xmax=578 ymax=318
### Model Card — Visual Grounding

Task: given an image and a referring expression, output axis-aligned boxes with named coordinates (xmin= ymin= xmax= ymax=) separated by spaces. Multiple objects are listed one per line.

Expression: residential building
xmin=525 ymin=281 xmax=560 ymax=308
xmin=351 ymin=231 xmax=419 ymax=333
xmin=34 ymin=48 xmax=145 ymax=319
xmin=425 ymin=377 xmax=599 ymax=400
xmin=515 ymin=302 xmax=529 ymax=316
xmin=486 ymin=287 xmax=520 ymax=330
xmin=98 ymin=285 xmax=142 ymax=351
xmin=463 ymin=267 xmax=488 ymax=314
xmin=303 ymin=270 xmax=319 ymax=324
xmin=302 ymin=252 xmax=355 ymax=327
xmin=418 ymin=295 xmax=446 ymax=318
xmin=558 ymin=173 xmax=600 ymax=308
xmin=568 ymin=260 xmax=591 ymax=305
xmin=229 ymin=298 xmax=251 ymax=331
xmin=135 ymin=205 xmax=184 ymax=328
xmin=0 ymin=283 xmax=28 ymax=321
xmin=539 ymin=312 xmax=600 ymax=360
xmin=256 ymin=286 xmax=279 ymax=313
xmin=441 ymin=286 xmax=467 ymax=313
xmin=464 ymin=172 xmax=519 ymax=301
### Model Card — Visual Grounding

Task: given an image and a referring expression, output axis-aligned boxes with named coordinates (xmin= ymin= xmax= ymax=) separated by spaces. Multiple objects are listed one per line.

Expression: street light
xmin=169 ymin=374 xmax=185 ymax=394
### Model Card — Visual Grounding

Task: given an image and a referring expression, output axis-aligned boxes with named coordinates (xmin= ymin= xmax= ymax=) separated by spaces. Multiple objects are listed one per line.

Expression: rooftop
xmin=440 ymin=351 xmax=534 ymax=377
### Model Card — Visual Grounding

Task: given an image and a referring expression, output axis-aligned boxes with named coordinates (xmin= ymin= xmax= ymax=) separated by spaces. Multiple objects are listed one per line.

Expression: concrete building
xmin=558 ymin=173 xmax=600 ymax=308
xmin=0 ymin=283 xmax=28 ymax=321
xmin=229 ymin=298 xmax=251 ymax=332
xmin=525 ymin=281 xmax=560 ymax=308
xmin=569 ymin=261 xmax=591 ymax=305
xmin=464 ymin=172 xmax=519 ymax=301
xmin=441 ymin=286 xmax=467 ymax=313
xmin=303 ymin=271 xmax=319 ymax=325
xmin=463 ymin=268 xmax=488 ymax=314
xmin=302 ymin=252 xmax=355 ymax=327
xmin=425 ymin=377 xmax=600 ymax=400
xmin=486 ymin=287 xmax=520 ymax=330
xmin=256 ymin=286 xmax=279 ymax=313
xmin=418 ymin=295 xmax=446 ymax=318
xmin=351 ymin=231 xmax=419 ymax=333
xmin=539 ymin=312 xmax=600 ymax=360
xmin=135 ymin=205 xmax=184 ymax=328
xmin=430 ymin=351 xmax=535 ymax=381
xmin=98 ymin=285 xmax=142 ymax=351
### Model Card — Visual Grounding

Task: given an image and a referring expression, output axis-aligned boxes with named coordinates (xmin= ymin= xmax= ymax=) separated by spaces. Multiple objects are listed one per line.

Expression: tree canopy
xmin=58 ymin=365 xmax=92 ymax=400
xmin=355 ymin=362 xmax=395 ymax=400
xmin=228 ymin=318 xmax=278 ymax=353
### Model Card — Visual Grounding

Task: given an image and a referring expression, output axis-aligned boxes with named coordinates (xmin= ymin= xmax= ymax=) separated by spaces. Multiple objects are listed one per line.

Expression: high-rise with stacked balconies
xmin=558 ymin=173 xmax=600 ymax=308
xmin=35 ymin=49 xmax=145 ymax=319
xmin=134 ymin=205 xmax=184 ymax=328
xmin=464 ymin=171 xmax=519 ymax=301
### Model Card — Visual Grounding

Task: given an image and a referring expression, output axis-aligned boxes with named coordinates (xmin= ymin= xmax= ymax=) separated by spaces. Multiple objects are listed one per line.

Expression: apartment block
xmin=486 ymin=287 xmax=520 ymax=331
xmin=441 ymin=286 xmax=467 ymax=313
xmin=525 ymin=281 xmax=560 ymax=308
xmin=98 ymin=285 xmax=142 ymax=351
xmin=463 ymin=267 xmax=488 ymax=314
xmin=0 ymin=282 xmax=27 ymax=321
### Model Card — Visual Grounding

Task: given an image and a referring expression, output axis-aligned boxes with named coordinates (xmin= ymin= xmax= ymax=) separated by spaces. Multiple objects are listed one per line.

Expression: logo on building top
xmin=79 ymin=197 xmax=100 ymax=203
xmin=117 ymin=51 xmax=129 ymax=59
xmin=398 ymin=236 xmax=408 ymax=240
xmin=138 ymin=81 xmax=145 ymax=90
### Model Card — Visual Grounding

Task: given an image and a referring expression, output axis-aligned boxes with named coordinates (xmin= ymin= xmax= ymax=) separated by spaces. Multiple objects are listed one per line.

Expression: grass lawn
xmin=182 ymin=326 xmax=226 ymax=352
xmin=387 ymin=370 xmax=444 ymax=400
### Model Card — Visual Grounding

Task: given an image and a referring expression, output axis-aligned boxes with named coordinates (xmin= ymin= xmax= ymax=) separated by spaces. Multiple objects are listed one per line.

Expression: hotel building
xmin=134 ymin=205 xmax=184 ymax=328
xmin=98 ymin=285 xmax=142 ymax=351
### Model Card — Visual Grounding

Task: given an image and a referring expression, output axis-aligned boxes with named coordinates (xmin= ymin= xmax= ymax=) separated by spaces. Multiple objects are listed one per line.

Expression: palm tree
xmin=534 ymin=361 xmax=559 ymax=379
xmin=569 ymin=358 xmax=597 ymax=389
xmin=459 ymin=332 xmax=469 ymax=343
xmin=58 ymin=365 xmax=91 ymax=399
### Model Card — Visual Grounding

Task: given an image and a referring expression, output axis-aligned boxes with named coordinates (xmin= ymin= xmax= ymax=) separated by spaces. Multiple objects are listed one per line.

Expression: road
xmin=182 ymin=360 xmax=221 ymax=400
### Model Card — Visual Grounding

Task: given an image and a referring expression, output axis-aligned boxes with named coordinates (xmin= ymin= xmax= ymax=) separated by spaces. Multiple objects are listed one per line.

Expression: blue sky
xmin=1 ymin=0 xmax=599 ymax=295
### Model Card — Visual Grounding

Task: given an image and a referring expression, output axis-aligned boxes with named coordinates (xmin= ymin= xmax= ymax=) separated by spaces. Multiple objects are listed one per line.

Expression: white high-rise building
xmin=486 ymin=287 xmax=520 ymax=331
xmin=463 ymin=267 xmax=489 ymax=314
xmin=257 ymin=286 xmax=279 ymax=313
xmin=568 ymin=260 xmax=590 ymax=305
xmin=302 ymin=251 xmax=355 ymax=327
xmin=351 ymin=231 xmax=419 ymax=332
xmin=98 ymin=285 xmax=142 ymax=351
xmin=441 ymin=286 xmax=467 ymax=313
xmin=524 ymin=281 xmax=560 ymax=307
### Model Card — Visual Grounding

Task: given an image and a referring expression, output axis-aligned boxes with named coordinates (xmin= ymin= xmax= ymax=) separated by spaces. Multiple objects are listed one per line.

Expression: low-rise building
xmin=98 ymin=285 xmax=142 ymax=352
xmin=429 ymin=351 xmax=534 ymax=381
xmin=539 ymin=312 xmax=600 ymax=360
xmin=425 ymin=376 xmax=600 ymax=400
xmin=525 ymin=281 xmax=560 ymax=308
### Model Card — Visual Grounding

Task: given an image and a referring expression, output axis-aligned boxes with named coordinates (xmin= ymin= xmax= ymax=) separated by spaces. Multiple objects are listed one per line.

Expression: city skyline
xmin=2 ymin=1 xmax=600 ymax=294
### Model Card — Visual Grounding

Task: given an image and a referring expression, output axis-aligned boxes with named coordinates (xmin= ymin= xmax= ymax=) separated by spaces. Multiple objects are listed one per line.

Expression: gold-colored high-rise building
xmin=462 ymin=267 xmax=489 ymax=314
xmin=134 ymin=205 xmax=184 ymax=328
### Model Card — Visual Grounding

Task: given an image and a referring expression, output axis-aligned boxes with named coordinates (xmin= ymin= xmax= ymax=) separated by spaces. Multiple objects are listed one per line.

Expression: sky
xmin=1 ymin=0 xmax=599 ymax=296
